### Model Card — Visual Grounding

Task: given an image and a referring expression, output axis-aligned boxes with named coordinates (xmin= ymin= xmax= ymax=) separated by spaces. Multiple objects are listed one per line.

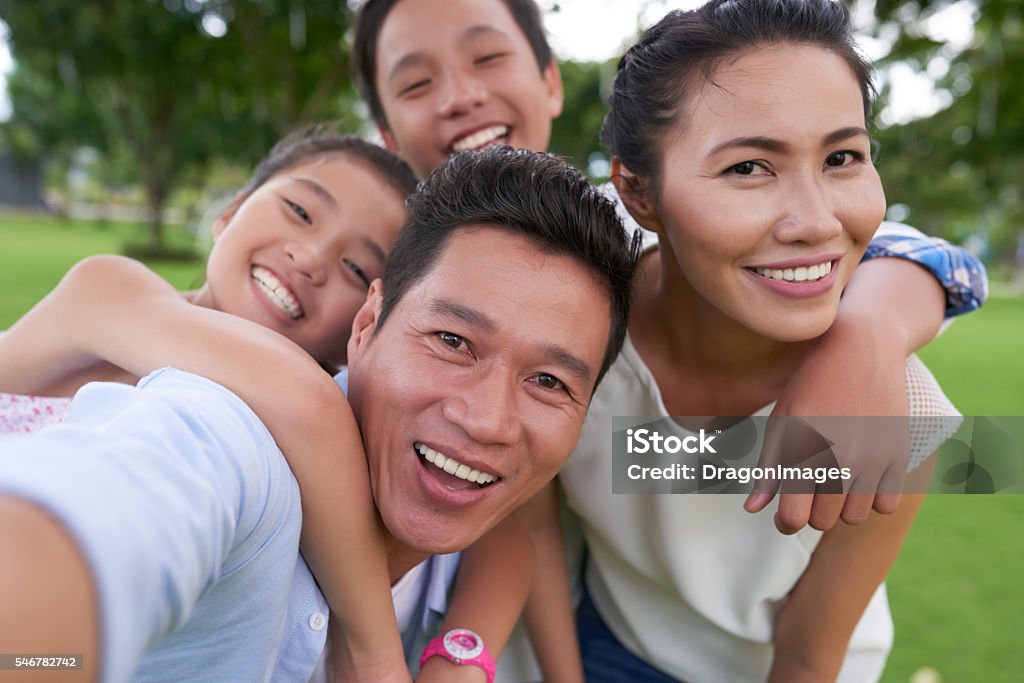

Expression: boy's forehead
xmin=376 ymin=0 xmax=525 ymax=72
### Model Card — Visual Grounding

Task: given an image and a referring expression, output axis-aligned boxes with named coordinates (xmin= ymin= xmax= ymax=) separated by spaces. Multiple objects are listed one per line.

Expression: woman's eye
xmin=343 ymin=259 xmax=371 ymax=288
xmin=727 ymin=161 xmax=769 ymax=176
xmin=285 ymin=199 xmax=311 ymax=224
xmin=825 ymin=150 xmax=863 ymax=167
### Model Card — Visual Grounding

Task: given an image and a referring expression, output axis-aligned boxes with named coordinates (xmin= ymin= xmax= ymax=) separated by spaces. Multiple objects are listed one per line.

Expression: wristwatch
xmin=419 ymin=628 xmax=496 ymax=683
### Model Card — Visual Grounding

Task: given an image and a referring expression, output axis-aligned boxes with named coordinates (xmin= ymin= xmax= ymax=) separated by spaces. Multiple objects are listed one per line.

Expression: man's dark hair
xmin=378 ymin=146 xmax=640 ymax=390
xmin=352 ymin=0 xmax=553 ymax=128
xmin=239 ymin=125 xmax=417 ymax=202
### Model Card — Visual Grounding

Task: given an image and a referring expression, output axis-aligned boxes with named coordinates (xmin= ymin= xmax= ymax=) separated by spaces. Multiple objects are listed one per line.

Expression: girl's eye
xmin=727 ymin=161 xmax=770 ymax=176
xmin=285 ymin=199 xmax=311 ymax=224
xmin=825 ymin=150 xmax=863 ymax=167
xmin=344 ymin=259 xmax=371 ymax=288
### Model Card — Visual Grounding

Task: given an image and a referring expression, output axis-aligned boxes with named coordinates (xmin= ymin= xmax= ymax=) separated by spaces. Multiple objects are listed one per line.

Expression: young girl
xmin=525 ymin=2 xmax=966 ymax=681
xmin=0 ymin=131 xmax=535 ymax=682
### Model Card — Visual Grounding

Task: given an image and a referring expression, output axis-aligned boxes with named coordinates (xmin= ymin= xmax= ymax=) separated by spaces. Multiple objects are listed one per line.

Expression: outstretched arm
xmin=0 ymin=255 xmax=408 ymax=682
xmin=750 ymin=225 xmax=986 ymax=533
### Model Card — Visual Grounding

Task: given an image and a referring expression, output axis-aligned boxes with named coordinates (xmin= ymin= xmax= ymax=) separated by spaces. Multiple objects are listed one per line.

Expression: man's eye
xmin=825 ymin=150 xmax=863 ymax=167
xmin=285 ymin=199 xmax=311 ymax=224
xmin=533 ymin=373 xmax=567 ymax=393
xmin=438 ymin=332 xmax=467 ymax=351
xmin=344 ymin=259 xmax=371 ymax=288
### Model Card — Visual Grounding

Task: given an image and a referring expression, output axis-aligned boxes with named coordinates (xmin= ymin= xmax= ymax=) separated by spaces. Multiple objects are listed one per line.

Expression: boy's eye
xmin=344 ymin=259 xmax=371 ymax=288
xmin=475 ymin=52 xmax=507 ymax=65
xmin=285 ymin=199 xmax=311 ymax=224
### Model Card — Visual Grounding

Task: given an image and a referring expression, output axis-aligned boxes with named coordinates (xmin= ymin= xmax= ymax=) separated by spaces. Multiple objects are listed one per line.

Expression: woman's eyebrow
xmin=707 ymin=127 xmax=870 ymax=158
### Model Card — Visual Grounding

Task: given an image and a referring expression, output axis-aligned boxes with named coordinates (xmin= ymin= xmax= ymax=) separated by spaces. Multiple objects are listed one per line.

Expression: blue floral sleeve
xmin=863 ymin=222 xmax=988 ymax=318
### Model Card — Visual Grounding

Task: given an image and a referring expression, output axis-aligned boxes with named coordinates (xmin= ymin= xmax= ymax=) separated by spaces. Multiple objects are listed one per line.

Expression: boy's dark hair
xmin=378 ymin=146 xmax=640 ymax=389
xmin=352 ymin=0 xmax=553 ymax=128
xmin=602 ymin=0 xmax=875 ymax=195
xmin=239 ymin=125 xmax=417 ymax=202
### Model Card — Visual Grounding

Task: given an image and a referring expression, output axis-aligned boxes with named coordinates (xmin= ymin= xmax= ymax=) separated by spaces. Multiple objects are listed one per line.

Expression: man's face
xmin=346 ymin=227 xmax=609 ymax=554
xmin=373 ymin=0 xmax=563 ymax=178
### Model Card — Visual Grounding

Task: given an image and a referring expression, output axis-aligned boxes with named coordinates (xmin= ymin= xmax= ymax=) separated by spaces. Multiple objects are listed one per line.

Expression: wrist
xmin=420 ymin=629 xmax=495 ymax=683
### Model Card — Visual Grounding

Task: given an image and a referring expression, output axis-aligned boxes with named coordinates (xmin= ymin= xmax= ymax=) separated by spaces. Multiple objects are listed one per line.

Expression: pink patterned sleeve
xmin=0 ymin=393 xmax=73 ymax=436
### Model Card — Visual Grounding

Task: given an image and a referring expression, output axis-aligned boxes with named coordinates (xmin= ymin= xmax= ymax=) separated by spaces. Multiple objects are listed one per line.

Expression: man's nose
xmin=442 ymin=367 xmax=522 ymax=446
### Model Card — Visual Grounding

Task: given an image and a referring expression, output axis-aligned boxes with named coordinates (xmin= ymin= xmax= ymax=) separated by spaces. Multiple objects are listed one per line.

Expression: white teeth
xmin=252 ymin=266 xmax=303 ymax=319
xmin=451 ymin=126 xmax=509 ymax=152
xmin=753 ymin=260 xmax=832 ymax=283
xmin=414 ymin=442 xmax=498 ymax=486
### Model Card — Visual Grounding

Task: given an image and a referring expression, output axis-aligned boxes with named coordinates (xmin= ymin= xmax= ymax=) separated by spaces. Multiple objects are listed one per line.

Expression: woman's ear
xmin=611 ymin=157 xmax=663 ymax=234
xmin=346 ymin=279 xmax=385 ymax=365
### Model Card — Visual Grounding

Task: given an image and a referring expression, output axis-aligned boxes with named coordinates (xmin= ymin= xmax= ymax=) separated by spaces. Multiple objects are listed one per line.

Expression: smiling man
xmin=0 ymin=146 xmax=638 ymax=682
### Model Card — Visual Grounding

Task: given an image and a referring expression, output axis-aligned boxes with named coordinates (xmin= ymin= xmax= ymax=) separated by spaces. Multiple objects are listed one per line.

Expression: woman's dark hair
xmin=601 ymin=0 xmax=876 ymax=194
xmin=352 ymin=0 xmax=553 ymax=128
xmin=377 ymin=146 xmax=641 ymax=389
xmin=238 ymin=125 xmax=417 ymax=203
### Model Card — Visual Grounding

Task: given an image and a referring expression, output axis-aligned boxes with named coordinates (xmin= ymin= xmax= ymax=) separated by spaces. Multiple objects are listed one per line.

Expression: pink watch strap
xmin=419 ymin=628 xmax=496 ymax=683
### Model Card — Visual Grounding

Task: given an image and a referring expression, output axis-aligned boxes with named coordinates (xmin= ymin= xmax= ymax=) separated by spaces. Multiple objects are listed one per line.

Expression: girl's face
xmin=642 ymin=45 xmax=886 ymax=342
xmin=202 ymin=155 xmax=407 ymax=365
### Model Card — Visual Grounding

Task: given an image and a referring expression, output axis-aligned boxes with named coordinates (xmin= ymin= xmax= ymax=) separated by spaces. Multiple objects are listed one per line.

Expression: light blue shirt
xmin=0 ymin=367 xmax=457 ymax=682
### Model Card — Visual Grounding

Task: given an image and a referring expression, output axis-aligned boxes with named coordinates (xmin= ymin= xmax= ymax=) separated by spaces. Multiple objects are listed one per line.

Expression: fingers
xmin=773 ymin=493 xmax=814 ymax=535
xmin=872 ymin=464 xmax=906 ymax=514
xmin=747 ymin=416 xmax=786 ymax=512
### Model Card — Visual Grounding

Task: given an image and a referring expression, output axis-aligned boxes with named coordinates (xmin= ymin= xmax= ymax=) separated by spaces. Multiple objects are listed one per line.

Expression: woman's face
xmin=202 ymin=155 xmax=407 ymax=365
xmin=650 ymin=45 xmax=886 ymax=342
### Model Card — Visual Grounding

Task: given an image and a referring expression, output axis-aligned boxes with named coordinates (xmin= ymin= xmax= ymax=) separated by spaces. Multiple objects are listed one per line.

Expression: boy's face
xmin=373 ymin=0 xmax=564 ymax=178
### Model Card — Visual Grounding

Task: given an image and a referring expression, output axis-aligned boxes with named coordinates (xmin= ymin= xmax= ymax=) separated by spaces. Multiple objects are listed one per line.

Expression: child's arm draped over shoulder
xmin=751 ymin=226 xmax=987 ymax=533
xmin=0 ymin=255 xmax=409 ymax=683
xmin=416 ymin=515 xmax=535 ymax=683
xmin=519 ymin=482 xmax=585 ymax=683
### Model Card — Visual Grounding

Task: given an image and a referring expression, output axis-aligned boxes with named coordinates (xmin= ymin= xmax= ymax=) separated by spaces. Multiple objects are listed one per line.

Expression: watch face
xmin=443 ymin=628 xmax=484 ymax=660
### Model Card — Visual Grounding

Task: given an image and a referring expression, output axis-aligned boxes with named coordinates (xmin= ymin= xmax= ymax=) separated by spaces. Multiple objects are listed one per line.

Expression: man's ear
xmin=543 ymin=58 xmax=564 ymax=119
xmin=347 ymin=279 xmax=385 ymax=365
xmin=611 ymin=157 xmax=663 ymax=234
xmin=379 ymin=125 xmax=400 ymax=155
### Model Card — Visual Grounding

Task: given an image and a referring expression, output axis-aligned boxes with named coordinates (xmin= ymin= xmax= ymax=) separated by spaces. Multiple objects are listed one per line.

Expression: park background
xmin=0 ymin=1 xmax=1020 ymax=681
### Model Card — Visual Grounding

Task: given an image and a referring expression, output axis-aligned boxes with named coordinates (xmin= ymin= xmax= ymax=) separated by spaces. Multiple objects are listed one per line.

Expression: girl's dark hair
xmin=601 ymin=0 xmax=876 ymax=194
xmin=352 ymin=0 xmax=553 ymax=128
xmin=238 ymin=126 xmax=417 ymax=202
xmin=378 ymin=146 xmax=641 ymax=389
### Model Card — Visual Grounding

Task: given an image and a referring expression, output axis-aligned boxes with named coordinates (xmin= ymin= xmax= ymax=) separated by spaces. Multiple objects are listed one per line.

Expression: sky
xmin=0 ymin=0 xmax=978 ymax=125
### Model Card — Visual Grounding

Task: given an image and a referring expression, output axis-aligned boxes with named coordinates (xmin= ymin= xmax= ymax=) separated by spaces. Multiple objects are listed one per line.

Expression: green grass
xmin=1 ymin=213 xmax=1020 ymax=682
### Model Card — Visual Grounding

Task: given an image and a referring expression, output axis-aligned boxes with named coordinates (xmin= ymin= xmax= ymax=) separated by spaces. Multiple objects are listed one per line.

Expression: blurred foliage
xmin=0 ymin=0 xmax=361 ymax=252
xmin=549 ymin=58 xmax=617 ymax=181
xmin=868 ymin=0 xmax=1023 ymax=267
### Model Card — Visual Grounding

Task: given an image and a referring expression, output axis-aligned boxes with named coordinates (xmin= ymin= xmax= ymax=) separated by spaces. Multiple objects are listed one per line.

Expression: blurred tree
xmin=868 ymin=0 xmax=1023 ymax=265
xmin=549 ymin=58 xmax=617 ymax=181
xmin=0 ymin=0 xmax=359 ymax=253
